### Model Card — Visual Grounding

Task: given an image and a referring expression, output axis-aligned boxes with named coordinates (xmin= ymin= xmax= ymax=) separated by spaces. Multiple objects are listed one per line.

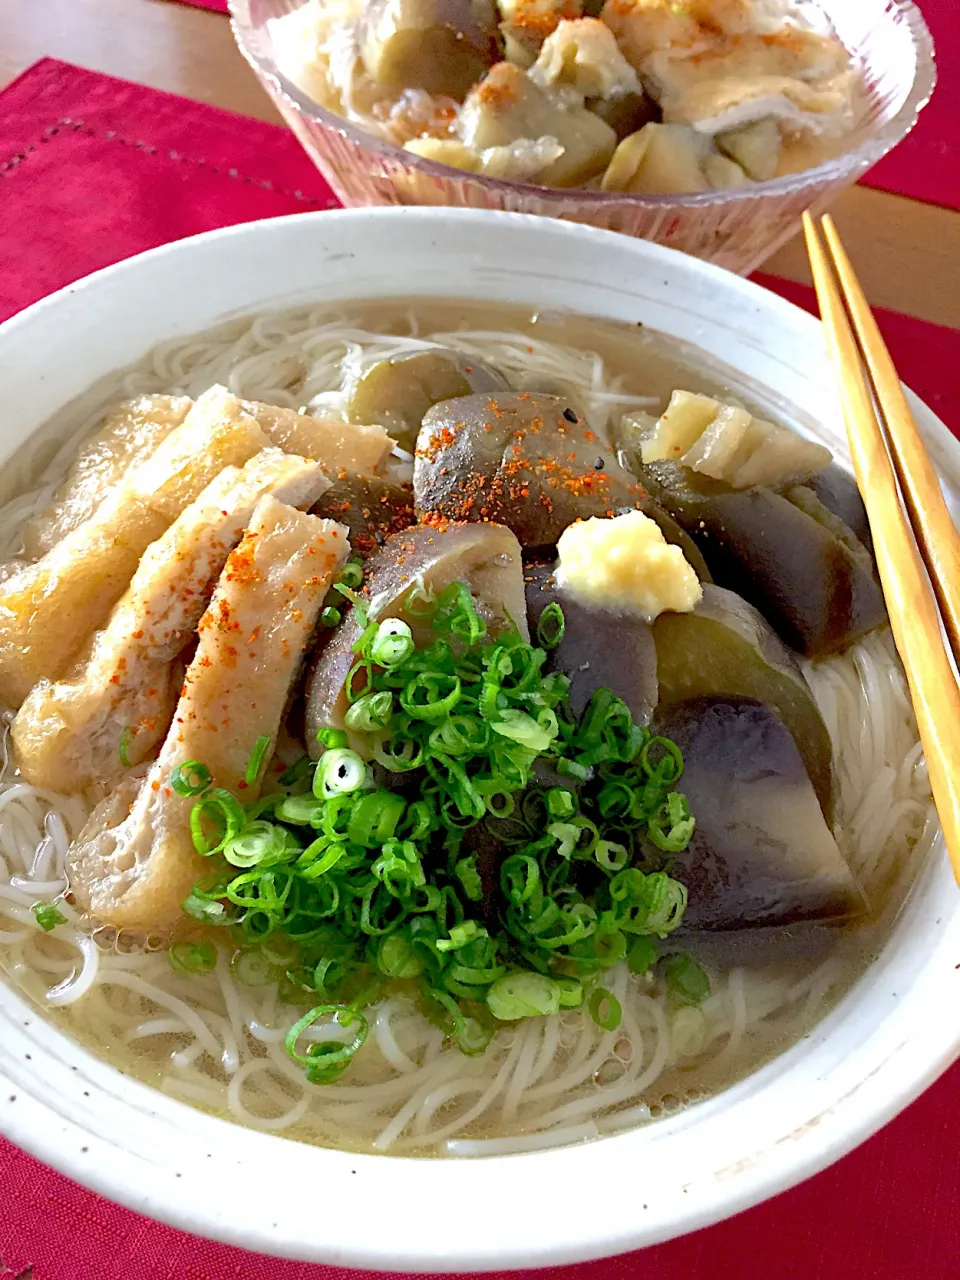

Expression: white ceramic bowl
xmin=1 ymin=209 xmax=959 ymax=1272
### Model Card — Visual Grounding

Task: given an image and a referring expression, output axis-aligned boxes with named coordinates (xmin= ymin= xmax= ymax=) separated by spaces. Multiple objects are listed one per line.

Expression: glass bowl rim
xmin=229 ymin=0 xmax=937 ymax=209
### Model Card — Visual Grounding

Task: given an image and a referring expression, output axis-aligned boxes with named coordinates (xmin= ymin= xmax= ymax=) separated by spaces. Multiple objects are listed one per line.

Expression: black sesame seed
xmin=562 ymin=408 xmax=578 ymax=424
xmin=594 ymin=457 xmax=605 ymax=470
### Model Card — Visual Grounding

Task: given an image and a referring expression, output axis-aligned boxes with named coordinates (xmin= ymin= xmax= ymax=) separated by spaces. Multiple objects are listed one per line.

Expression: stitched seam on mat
xmin=0 ymin=118 xmax=332 ymax=204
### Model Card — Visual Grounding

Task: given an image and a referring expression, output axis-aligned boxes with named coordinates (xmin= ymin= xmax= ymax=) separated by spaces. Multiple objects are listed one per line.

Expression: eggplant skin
xmin=631 ymin=498 xmax=712 ymax=583
xmin=347 ymin=350 xmax=508 ymax=453
xmin=524 ymin=562 xmax=658 ymax=722
xmin=652 ymin=584 xmax=835 ymax=823
xmin=359 ymin=0 xmax=501 ymax=99
xmin=656 ymin=696 xmax=864 ymax=932
xmin=801 ymin=463 xmax=873 ymax=554
xmin=415 ymin=392 xmax=646 ymax=550
xmin=639 ymin=459 xmax=887 ymax=657
xmin=304 ymin=520 xmax=526 ymax=749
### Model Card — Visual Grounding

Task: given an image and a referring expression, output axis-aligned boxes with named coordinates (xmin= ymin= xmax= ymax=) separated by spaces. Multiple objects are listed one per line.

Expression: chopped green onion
xmin=536 ymin=602 xmax=565 ymax=649
xmin=436 ymin=920 xmax=486 ymax=952
xmin=555 ymin=976 xmax=584 ymax=1008
xmin=285 ymin=1004 xmax=369 ymax=1085
xmin=337 ymin=558 xmax=364 ymax=590
xmin=275 ymin=793 xmax=325 ymax=825
xmin=223 ymin=820 xmax=290 ymax=868
xmin=588 ymin=987 xmax=622 ymax=1031
xmin=314 ymin=748 xmax=367 ymax=799
xmin=647 ymin=791 xmax=696 ymax=853
xmin=321 ymin=605 xmax=342 ymax=628
xmin=174 ymin=576 xmax=694 ymax=1085
xmin=455 ymin=856 xmax=483 ymax=902
xmin=546 ymin=787 xmax=577 ymax=819
xmin=640 ymin=736 xmax=684 ymax=784
xmin=32 ymin=901 xmax=66 ymax=932
xmin=490 ymin=709 xmax=556 ymax=752
xmin=595 ymin=839 xmax=629 ymax=872
xmin=344 ymin=690 xmax=393 ymax=732
xmin=347 ymin=790 xmax=405 ymax=847
xmin=661 ymin=953 xmax=710 ymax=1006
xmin=181 ymin=891 xmax=227 ymax=925
xmin=488 ymin=971 xmax=561 ymax=1021
xmin=377 ymin=932 xmax=424 ymax=979
xmin=373 ymin=735 xmax=423 ymax=772
xmin=370 ymin=618 xmax=415 ymax=667
xmin=232 ymin=948 xmax=278 ymax=986
xmin=244 ymin=735 xmax=271 ymax=787
xmin=548 ymin=821 xmax=580 ymax=860
xmin=190 ymin=788 xmax=246 ymax=856
xmin=171 ymin=760 xmax=212 ymax=798
xmin=455 ymin=1015 xmax=494 ymax=1056
xmin=627 ymin=935 xmax=657 ymax=975
xmin=484 ymin=790 xmax=515 ymax=819
xmin=332 ymin=582 xmax=366 ymax=610
xmin=346 ymin=660 xmax=373 ymax=703
xmin=558 ymin=757 xmax=591 ymax=782
xmin=169 ymin=941 xmax=217 ymax=974
xmin=118 ymin=727 xmax=133 ymax=769
xmin=297 ymin=838 xmax=347 ymax=879
xmin=400 ymin=672 xmax=461 ymax=722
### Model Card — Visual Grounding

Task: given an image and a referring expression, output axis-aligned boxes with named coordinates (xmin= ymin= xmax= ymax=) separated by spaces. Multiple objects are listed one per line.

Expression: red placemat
xmin=862 ymin=0 xmax=960 ymax=209
xmin=171 ymin=0 xmax=229 ymax=10
xmin=163 ymin=0 xmax=959 ymax=210
xmin=2 ymin=57 xmax=960 ymax=1280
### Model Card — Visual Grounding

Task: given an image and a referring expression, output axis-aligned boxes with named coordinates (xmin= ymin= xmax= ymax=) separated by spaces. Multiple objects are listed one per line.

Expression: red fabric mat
xmin=170 ymin=0 xmax=229 ymax=10
xmin=863 ymin=0 xmax=960 ymax=209
xmin=2 ymin=56 xmax=960 ymax=1280
xmin=162 ymin=0 xmax=959 ymax=210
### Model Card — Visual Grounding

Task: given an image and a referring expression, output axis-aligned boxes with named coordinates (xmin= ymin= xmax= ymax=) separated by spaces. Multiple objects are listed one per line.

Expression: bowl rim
xmin=228 ymin=0 xmax=937 ymax=209
xmin=2 ymin=207 xmax=959 ymax=1273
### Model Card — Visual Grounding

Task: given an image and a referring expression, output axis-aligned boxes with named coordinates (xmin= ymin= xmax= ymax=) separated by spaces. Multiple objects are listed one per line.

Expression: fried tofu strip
xmin=13 ymin=451 xmax=329 ymax=795
xmin=67 ymin=497 xmax=349 ymax=931
xmin=23 ymin=395 xmax=193 ymax=559
xmin=0 ymin=387 xmax=272 ymax=706
xmin=243 ymin=398 xmax=394 ymax=476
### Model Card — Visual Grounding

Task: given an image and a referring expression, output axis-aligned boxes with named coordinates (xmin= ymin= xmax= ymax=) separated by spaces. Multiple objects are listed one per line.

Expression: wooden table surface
xmin=3 ymin=0 xmax=958 ymax=331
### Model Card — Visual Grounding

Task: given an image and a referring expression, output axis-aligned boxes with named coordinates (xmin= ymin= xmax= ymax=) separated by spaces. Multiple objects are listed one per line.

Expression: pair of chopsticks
xmin=804 ymin=213 xmax=960 ymax=887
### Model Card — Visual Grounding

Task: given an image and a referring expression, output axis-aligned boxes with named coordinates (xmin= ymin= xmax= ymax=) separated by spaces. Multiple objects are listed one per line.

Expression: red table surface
xmin=2 ymin=55 xmax=960 ymax=1280
xmin=165 ymin=0 xmax=960 ymax=211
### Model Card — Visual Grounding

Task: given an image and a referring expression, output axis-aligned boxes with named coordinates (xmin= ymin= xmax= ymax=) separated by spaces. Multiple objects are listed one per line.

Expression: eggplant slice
xmin=347 ymin=349 xmax=508 ymax=453
xmin=311 ymin=474 xmax=415 ymax=559
xmin=416 ymin=391 xmax=646 ymax=549
xmin=524 ymin=561 xmax=658 ymax=722
xmin=657 ymin=696 xmax=864 ymax=932
xmin=653 ymin=584 xmax=835 ymax=822
xmin=636 ymin=458 xmax=887 ymax=657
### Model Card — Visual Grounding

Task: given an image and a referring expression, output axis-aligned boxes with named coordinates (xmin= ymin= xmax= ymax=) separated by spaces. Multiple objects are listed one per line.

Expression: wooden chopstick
xmin=803 ymin=212 xmax=960 ymax=887
xmin=821 ymin=214 xmax=960 ymax=666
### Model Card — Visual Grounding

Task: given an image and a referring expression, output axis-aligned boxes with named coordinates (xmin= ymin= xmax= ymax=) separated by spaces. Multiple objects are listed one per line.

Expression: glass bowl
xmin=230 ymin=0 xmax=936 ymax=274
